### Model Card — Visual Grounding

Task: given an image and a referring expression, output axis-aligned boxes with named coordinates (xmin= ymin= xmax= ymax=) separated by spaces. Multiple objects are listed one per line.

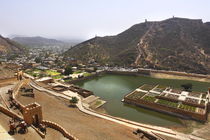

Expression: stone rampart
xmin=0 ymin=105 xmax=23 ymax=120
xmin=42 ymin=120 xmax=78 ymax=140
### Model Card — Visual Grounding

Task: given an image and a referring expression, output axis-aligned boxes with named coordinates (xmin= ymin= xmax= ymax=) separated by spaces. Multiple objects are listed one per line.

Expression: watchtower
xmin=22 ymin=102 xmax=43 ymax=126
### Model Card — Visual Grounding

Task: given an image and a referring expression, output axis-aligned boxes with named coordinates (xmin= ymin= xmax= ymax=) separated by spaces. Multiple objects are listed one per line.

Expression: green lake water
xmin=76 ymin=74 xmax=210 ymax=126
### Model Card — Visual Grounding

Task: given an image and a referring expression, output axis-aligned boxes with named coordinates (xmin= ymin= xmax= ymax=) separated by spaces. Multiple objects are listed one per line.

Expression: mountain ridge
xmin=0 ymin=35 xmax=26 ymax=55
xmin=12 ymin=36 xmax=67 ymax=47
xmin=65 ymin=17 xmax=210 ymax=74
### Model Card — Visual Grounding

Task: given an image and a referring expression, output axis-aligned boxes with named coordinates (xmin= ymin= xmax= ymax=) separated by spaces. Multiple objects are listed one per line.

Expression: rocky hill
xmin=0 ymin=35 xmax=26 ymax=55
xmin=65 ymin=17 xmax=210 ymax=74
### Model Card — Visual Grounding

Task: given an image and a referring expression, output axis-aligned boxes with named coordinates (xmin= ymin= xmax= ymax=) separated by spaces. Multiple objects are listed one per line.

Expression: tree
xmin=35 ymin=57 xmax=42 ymax=63
xmin=69 ymin=97 xmax=79 ymax=107
xmin=64 ymin=65 xmax=73 ymax=75
xmin=93 ymin=67 xmax=97 ymax=72
xmin=181 ymin=83 xmax=192 ymax=92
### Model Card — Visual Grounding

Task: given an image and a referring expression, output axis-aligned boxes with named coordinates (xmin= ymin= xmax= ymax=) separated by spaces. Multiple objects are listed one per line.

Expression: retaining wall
xmin=0 ymin=105 xmax=23 ymax=120
xmin=124 ymin=98 xmax=207 ymax=122
xmin=105 ymin=70 xmax=139 ymax=76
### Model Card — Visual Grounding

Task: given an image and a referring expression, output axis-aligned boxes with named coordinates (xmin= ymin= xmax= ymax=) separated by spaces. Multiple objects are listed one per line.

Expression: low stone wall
xmin=0 ymin=105 xmax=23 ymax=120
xmin=42 ymin=120 xmax=78 ymax=140
xmin=124 ymin=98 xmax=207 ymax=122
xmin=31 ymin=125 xmax=45 ymax=138
xmin=11 ymin=80 xmax=26 ymax=111
xmin=105 ymin=70 xmax=139 ymax=76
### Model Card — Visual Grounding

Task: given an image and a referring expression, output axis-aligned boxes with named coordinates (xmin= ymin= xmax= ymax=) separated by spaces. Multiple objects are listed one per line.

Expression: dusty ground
xmin=0 ymin=77 xmax=17 ymax=88
xmin=16 ymin=87 xmax=139 ymax=140
xmin=0 ymin=64 xmax=16 ymax=79
xmin=168 ymin=116 xmax=210 ymax=140
xmin=191 ymin=116 xmax=210 ymax=140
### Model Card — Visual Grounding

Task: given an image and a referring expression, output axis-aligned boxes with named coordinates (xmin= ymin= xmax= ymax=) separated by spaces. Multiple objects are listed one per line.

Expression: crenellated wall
xmin=42 ymin=120 xmax=78 ymax=140
xmin=22 ymin=103 xmax=43 ymax=125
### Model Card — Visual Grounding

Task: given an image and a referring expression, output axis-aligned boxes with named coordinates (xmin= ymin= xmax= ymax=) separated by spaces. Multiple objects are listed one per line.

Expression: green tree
xmin=64 ymin=65 xmax=73 ymax=75
xmin=69 ymin=97 xmax=79 ymax=107
xmin=93 ymin=67 xmax=97 ymax=72
xmin=181 ymin=83 xmax=192 ymax=92
xmin=35 ymin=57 xmax=42 ymax=63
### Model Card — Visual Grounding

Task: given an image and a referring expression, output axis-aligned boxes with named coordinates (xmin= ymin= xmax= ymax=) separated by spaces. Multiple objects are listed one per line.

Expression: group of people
xmin=9 ymin=119 xmax=28 ymax=134
xmin=39 ymin=123 xmax=47 ymax=134
xmin=9 ymin=118 xmax=47 ymax=135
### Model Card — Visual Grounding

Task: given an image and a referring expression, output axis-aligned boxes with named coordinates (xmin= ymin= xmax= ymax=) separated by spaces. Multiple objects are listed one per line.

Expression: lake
xmin=76 ymin=73 xmax=210 ymax=126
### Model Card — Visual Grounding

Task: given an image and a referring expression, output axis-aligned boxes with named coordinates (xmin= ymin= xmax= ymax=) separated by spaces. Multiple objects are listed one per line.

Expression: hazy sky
xmin=0 ymin=0 xmax=210 ymax=40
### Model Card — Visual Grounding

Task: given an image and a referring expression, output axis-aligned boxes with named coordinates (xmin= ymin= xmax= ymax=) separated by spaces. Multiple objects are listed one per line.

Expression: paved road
xmin=29 ymin=81 xmax=206 ymax=140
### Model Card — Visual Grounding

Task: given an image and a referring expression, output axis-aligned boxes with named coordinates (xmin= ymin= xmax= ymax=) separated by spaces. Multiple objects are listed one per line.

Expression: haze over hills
xmin=0 ymin=35 xmax=26 ymax=55
xmin=65 ymin=17 xmax=210 ymax=74
xmin=12 ymin=36 xmax=81 ymax=49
